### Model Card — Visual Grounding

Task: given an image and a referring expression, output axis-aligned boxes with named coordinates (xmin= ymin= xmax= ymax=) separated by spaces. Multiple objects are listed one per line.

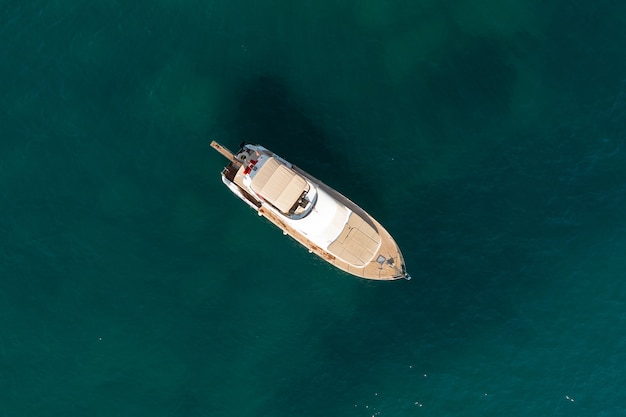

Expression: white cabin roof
xmin=283 ymin=188 xmax=382 ymax=266
xmin=289 ymin=188 xmax=349 ymax=246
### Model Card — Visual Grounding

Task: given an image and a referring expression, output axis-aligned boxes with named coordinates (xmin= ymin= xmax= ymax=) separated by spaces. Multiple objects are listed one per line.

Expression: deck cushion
xmin=251 ymin=157 xmax=308 ymax=213
xmin=327 ymin=213 xmax=381 ymax=266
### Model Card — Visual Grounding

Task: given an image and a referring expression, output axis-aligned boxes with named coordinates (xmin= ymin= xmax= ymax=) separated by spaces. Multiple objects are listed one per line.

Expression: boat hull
xmin=211 ymin=141 xmax=410 ymax=281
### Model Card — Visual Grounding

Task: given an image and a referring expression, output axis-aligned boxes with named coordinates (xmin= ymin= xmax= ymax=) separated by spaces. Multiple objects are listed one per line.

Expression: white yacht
xmin=211 ymin=141 xmax=410 ymax=281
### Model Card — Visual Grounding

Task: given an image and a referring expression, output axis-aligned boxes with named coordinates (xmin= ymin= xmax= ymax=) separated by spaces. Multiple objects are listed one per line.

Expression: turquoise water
xmin=2 ymin=1 xmax=626 ymax=416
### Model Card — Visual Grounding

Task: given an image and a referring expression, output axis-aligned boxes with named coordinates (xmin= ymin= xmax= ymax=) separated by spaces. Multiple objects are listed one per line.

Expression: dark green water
xmin=2 ymin=1 xmax=626 ymax=416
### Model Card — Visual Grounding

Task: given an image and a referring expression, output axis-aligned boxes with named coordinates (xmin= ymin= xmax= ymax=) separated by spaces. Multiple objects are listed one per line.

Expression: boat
xmin=210 ymin=141 xmax=411 ymax=281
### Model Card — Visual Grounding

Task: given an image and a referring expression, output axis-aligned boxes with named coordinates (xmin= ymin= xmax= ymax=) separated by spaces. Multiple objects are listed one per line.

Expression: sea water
xmin=1 ymin=1 xmax=626 ymax=416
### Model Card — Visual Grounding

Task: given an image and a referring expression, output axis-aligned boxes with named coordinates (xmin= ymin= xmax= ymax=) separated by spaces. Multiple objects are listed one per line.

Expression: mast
xmin=210 ymin=141 xmax=238 ymax=164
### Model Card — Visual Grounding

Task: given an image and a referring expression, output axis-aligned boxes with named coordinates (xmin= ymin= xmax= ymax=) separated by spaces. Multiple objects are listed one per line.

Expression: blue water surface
xmin=1 ymin=1 xmax=626 ymax=416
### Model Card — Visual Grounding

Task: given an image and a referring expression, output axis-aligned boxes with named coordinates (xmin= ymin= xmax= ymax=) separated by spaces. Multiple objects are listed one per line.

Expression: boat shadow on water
xmin=227 ymin=74 xmax=388 ymax=220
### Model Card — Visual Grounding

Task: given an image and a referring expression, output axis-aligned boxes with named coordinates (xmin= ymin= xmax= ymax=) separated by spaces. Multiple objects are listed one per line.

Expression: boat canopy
xmin=250 ymin=157 xmax=309 ymax=213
